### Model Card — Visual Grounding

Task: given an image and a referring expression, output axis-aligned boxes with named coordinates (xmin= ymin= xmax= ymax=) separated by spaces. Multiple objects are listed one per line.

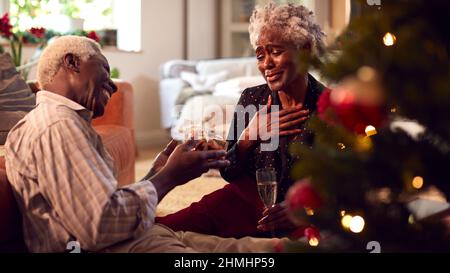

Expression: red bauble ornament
xmin=317 ymin=75 xmax=388 ymax=135
xmin=304 ymin=226 xmax=321 ymax=241
xmin=291 ymin=226 xmax=307 ymax=239
xmin=286 ymin=179 xmax=323 ymax=211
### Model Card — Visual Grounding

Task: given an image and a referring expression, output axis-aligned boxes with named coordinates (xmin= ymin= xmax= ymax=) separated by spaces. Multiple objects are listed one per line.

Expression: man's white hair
xmin=37 ymin=35 xmax=101 ymax=88
xmin=249 ymin=2 xmax=326 ymax=56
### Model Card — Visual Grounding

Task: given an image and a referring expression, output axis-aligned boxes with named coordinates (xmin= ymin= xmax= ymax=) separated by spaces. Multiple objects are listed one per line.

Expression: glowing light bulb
xmin=337 ymin=143 xmax=346 ymax=150
xmin=349 ymin=216 xmax=365 ymax=233
xmin=357 ymin=66 xmax=376 ymax=82
xmin=308 ymin=237 xmax=319 ymax=247
xmin=365 ymin=125 xmax=377 ymax=136
xmin=356 ymin=136 xmax=373 ymax=152
xmin=412 ymin=176 xmax=424 ymax=189
xmin=408 ymin=214 xmax=415 ymax=225
xmin=305 ymin=207 xmax=315 ymax=216
xmin=383 ymin=32 xmax=397 ymax=46
xmin=340 ymin=210 xmax=346 ymax=217
xmin=341 ymin=215 xmax=353 ymax=229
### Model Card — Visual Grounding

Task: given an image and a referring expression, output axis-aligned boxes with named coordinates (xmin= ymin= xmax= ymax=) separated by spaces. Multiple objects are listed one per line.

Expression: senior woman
xmin=157 ymin=3 xmax=329 ymax=238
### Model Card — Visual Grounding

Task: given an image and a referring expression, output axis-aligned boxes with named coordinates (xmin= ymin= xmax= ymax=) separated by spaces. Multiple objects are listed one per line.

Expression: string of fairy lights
xmin=301 ymin=30 xmax=428 ymax=248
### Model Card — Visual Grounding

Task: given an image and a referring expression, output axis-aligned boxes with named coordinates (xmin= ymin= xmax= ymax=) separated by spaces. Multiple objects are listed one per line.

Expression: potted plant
xmin=57 ymin=0 xmax=84 ymax=31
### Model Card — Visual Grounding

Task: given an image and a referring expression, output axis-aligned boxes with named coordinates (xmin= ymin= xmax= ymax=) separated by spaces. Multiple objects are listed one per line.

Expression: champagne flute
xmin=184 ymin=125 xmax=207 ymax=150
xmin=256 ymin=167 xmax=278 ymax=237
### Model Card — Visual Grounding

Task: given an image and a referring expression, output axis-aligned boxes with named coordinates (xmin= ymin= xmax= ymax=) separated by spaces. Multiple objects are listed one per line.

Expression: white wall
xmin=104 ymin=0 xmax=184 ymax=148
xmin=23 ymin=0 xmax=185 ymax=149
xmin=187 ymin=0 xmax=218 ymax=60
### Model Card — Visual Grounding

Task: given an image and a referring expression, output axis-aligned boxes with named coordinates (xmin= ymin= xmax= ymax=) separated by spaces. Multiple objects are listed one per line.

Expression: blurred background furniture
xmin=0 ymin=79 xmax=135 ymax=252
xmin=92 ymin=80 xmax=135 ymax=187
xmin=159 ymin=57 xmax=265 ymax=140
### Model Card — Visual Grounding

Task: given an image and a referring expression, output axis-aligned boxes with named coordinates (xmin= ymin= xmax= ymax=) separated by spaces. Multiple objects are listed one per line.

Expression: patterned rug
xmin=156 ymin=175 xmax=227 ymax=217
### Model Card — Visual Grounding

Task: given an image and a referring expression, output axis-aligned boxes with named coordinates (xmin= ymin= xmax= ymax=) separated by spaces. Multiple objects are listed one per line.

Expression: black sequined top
xmin=220 ymin=74 xmax=326 ymax=202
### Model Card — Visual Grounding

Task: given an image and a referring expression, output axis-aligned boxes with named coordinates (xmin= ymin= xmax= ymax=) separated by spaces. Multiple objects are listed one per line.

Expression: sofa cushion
xmin=180 ymin=70 xmax=228 ymax=92
xmin=196 ymin=57 xmax=260 ymax=79
xmin=0 ymin=53 xmax=35 ymax=145
xmin=0 ymin=111 xmax=28 ymax=144
xmin=94 ymin=125 xmax=135 ymax=187
xmin=214 ymin=75 xmax=266 ymax=97
xmin=160 ymin=59 xmax=197 ymax=79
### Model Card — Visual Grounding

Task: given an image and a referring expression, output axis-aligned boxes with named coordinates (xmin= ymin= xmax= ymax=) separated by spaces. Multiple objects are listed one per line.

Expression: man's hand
xmin=257 ymin=201 xmax=304 ymax=232
xmin=193 ymin=139 xmax=226 ymax=151
xmin=146 ymin=139 xmax=179 ymax=178
xmin=150 ymin=140 xmax=230 ymax=201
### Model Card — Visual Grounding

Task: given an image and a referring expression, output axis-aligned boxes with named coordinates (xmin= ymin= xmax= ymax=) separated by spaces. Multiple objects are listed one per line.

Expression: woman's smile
xmin=265 ymin=71 xmax=283 ymax=83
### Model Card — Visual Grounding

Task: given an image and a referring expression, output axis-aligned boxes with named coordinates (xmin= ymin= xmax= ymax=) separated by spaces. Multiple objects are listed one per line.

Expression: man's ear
xmin=63 ymin=53 xmax=81 ymax=73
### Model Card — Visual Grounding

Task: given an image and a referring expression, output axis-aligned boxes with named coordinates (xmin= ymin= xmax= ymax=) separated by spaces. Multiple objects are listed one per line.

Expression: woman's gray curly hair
xmin=248 ymin=2 xmax=325 ymax=56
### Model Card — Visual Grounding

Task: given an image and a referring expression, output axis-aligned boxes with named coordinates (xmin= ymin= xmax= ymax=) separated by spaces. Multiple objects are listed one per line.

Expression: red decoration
xmin=291 ymin=225 xmax=321 ymax=241
xmin=0 ymin=13 xmax=13 ymax=39
xmin=29 ymin=27 xmax=46 ymax=39
xmin=286 ymin=179 xmax=322 ymax=211
xmin=291 ymin=226 xmax=307 ymax=239
xmin=317 ymin=82 xmax=387 ymax=135
xmin=317 ymin=88 xmax=335 ymax=125
xmin=87 ymin=31 xmax=101 ymax=43
xmin=304 ymin=226 xmax=321 ymax=241
xmin=286 ymin=181 xmax=323 ymax=243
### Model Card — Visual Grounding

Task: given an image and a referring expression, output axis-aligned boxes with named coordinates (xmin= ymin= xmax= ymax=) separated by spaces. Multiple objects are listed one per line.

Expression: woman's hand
xmin=257 ymin=201 xmax=305 ymax=232
xmin=238 ymin=95 xmax=310 ymax=150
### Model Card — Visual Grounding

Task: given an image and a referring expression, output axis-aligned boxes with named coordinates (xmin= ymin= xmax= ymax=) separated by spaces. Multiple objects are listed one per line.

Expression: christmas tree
xmin=284 ymin=0 xmax=450 ymax=252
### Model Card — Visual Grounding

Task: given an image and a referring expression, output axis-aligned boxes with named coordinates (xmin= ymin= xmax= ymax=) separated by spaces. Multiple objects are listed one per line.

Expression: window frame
xmin=0 ymin=0 xmax=141 ymax=52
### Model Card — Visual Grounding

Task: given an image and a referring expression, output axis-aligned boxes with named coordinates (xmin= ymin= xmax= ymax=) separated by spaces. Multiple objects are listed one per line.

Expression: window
xmin=1 ymin=0 xmax=141 ymax=52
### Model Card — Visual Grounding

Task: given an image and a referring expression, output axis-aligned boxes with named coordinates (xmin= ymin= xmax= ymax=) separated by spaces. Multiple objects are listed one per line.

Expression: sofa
xmin=159 ymin=57 xmax=266 ymax=141
xmin=0 ymin=79 xmax=135 ymax=252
